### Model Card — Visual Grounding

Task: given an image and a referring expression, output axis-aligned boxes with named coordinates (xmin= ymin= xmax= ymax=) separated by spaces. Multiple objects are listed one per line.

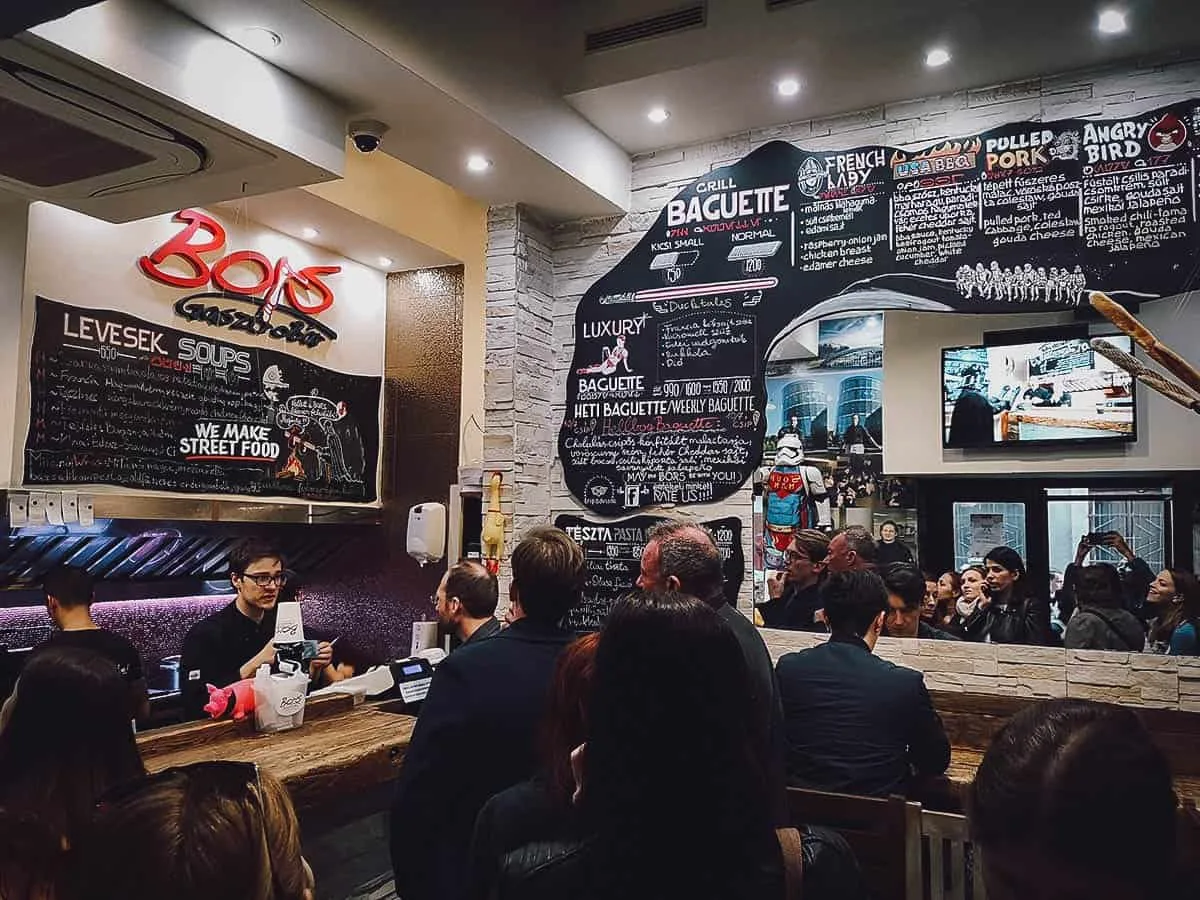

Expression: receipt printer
xmin=389 ymin=656 xmax=435 ymax=710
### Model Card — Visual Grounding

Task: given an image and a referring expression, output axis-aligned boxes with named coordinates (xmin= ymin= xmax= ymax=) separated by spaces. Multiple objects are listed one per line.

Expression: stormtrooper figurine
xmin=760 ymin=432 xmax=832 ymax=570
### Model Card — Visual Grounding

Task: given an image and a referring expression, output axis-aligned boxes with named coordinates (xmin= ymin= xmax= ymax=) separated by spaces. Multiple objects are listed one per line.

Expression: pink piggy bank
xmin=203 ymin=678 xmax=257 ymax=721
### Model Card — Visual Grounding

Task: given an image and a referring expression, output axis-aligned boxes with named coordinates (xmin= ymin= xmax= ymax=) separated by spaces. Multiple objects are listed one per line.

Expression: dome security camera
xmin=348 ymin=119 xmax=388 ymax=153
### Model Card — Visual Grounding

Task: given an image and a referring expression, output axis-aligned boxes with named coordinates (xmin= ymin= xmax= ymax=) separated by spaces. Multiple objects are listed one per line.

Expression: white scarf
xmin=956 ymin=596 xmax=978 ymax=619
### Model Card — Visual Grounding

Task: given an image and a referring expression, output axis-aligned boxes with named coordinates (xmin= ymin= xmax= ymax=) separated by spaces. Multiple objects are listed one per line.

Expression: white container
xmin=253 ymin=663 xmax=308 ymax=733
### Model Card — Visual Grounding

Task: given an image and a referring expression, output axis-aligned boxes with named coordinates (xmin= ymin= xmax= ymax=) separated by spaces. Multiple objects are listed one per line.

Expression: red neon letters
xmin=138 ymin=209 xmax=340 ymax=316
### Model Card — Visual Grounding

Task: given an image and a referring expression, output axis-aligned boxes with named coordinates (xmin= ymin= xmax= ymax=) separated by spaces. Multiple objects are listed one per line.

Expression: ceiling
xmin=563 ymin=0 xmax=1200 ymax=155
xmin=47 ymin=0 xmax=1200 ymax=223
xmin=214 ymin=189 xmax=457 ymax=274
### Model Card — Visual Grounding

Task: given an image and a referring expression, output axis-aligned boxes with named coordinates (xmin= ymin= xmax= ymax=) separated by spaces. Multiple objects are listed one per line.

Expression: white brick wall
xmin=759 ymin=630 xmax=1195 ymax=711
xmin=484 ymin=52 xmax=1200 ymax=643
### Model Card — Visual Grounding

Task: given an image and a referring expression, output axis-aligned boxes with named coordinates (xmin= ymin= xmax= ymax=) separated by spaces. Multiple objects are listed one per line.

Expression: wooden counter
xmin=137 ymin=695 xmax=416 ymax=815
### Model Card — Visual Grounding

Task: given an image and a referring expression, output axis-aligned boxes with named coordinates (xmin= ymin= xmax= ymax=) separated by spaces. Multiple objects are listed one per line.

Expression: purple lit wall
xmin=0 ymin=265 xmax=465 ymax=694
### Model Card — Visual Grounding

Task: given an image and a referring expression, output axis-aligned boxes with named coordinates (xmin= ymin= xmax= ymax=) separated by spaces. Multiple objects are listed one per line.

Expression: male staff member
xmin=434 ymin=559 xmax=501 ymax=647
xmin=180 ymin=538 xmax=331 ymax=719
xmin=35 ymin=565 xmax=149 ymax=722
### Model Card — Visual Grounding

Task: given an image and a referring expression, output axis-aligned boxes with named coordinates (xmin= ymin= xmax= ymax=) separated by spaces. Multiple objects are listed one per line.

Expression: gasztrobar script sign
xmin=559 ymin=100 xmax=1200 ymax=514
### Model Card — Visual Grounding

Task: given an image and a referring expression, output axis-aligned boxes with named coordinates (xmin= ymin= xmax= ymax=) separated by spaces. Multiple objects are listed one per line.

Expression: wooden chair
xmin=918 ymin=810 xmax=985 ymax=900
xmin=786 ymin=787 xmax=922 ymax=900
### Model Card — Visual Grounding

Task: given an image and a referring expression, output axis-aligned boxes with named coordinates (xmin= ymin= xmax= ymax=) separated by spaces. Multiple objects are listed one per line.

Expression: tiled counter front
xmin=759 ymin=629 xmax=1200 ymax=711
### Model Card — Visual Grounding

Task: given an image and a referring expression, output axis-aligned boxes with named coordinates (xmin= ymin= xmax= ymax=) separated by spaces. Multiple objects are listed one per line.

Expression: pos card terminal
xmin=389 ymin=656 xmax=435 ymax=709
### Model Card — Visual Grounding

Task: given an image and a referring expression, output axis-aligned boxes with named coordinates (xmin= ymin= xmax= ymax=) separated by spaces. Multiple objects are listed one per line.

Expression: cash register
xmin=389 ymin=655 xmax=436 ymax=709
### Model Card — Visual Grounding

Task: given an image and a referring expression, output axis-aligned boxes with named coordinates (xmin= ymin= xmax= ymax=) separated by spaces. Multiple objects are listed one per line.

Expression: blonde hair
xmin=72 ymin=766 xmax=310 ymax=900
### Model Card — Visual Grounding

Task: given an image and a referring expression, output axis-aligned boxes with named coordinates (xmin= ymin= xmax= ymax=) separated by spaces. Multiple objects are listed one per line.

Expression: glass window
xmin=1046 ymin=492 xmax=1169 ymax=574
xmin=953 ymin=502 xmax=1026 ymax=571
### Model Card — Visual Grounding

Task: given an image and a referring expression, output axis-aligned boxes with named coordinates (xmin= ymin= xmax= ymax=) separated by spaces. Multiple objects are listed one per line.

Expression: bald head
xmin=637 ymin=521 xmax=725 ymax=608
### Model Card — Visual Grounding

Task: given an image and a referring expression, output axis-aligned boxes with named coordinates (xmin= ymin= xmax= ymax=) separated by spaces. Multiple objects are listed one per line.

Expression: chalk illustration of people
xmin=577 ymin=334 xmax=632 ymax=376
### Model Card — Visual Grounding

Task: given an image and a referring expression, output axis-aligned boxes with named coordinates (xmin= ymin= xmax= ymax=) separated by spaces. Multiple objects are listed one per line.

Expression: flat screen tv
xmin=942 ymin=334 xmax=1136 ymax=448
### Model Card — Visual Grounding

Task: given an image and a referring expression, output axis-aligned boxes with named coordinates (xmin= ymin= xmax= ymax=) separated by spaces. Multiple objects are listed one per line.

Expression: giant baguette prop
xmin=1091 ymin=339 xmax=1200 ymax=415
xmin=1089 ymin=291 xmax=1200 ymax=397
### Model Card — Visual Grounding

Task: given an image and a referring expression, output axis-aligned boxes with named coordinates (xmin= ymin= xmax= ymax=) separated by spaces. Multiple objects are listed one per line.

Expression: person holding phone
xmin=179 ymin=539 xmax=331 ymax=720
xmin=1056 ymin=531 xmax=1154 ymax=625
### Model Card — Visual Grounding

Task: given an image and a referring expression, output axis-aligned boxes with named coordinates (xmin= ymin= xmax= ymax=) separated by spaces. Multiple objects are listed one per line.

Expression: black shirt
xmin=180 ymin=601 xmax=276 ymax=720
xmin=34 ymin=629 xmax=144 ymax=682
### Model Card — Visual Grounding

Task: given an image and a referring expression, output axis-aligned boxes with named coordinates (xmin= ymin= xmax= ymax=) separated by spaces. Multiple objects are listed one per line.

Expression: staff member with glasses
xmin=180 ymin=538 xmax=332 ymax=720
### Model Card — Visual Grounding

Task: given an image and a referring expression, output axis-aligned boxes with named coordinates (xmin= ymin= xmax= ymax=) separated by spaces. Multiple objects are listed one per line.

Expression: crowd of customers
xmin=759 ymin=524 xmax=1200 ymax=655
xmin=1 ymin=525 xmax=1195 ymax=900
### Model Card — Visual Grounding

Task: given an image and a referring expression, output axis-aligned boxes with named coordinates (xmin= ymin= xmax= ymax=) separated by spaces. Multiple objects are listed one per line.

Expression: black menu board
xmin=555 ymin=514 xmax=744 ymax=631
xmin=25 ymin=297 xmax=381 ymax=502
xmin=561 ymin=100 xmax=1200 ymax=513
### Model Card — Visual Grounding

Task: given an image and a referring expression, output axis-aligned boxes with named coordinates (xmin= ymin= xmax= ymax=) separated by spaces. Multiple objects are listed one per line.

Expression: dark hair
xmin=940 ymin=570 xmax=963 ymax=598
xmin=510 ymin=527 xmax=585 ymax=624
xmin=1075 ymin=563 xmax=1123 ymax=610
xmin=647 ymin=521 xmax=725 ymax=607
xmin=444 ymin=559 xmax=498 ymax=619
xmin=984 ymin=546 xmax=1029 ymax=600
xmin=882 ymin=563 xmax=926 ymax=611
xmin=540 ymin=632 xmax=600 ymax=804
xmin=0 ymin=809 xmax=65 ymax=900
xmin=969 ymin=699 xmax=1177 ymax=896
xmin=791 ymin=528 xmax=830 ymax=564
xmin=880 ymin=519 xmax=898 ymax=531
xmin=837 ymin=525 xmax=878 ymax=565
xmin=820 ymin=570 xmax=888 ymax=636
xmin=0 ymin=646 xmax=145 ymax=846
xmin=582 ymin=591 xmax=772 ymax=896
xmin=42 ymin=565 xmax=94 ymax=609
xmin=228 ymin=538 xmax=285 ymax=577
xmin=1150 ymin=568 xmax=1200 ymax=646
xmin=72 ymin=765 xmax=309 ymax=900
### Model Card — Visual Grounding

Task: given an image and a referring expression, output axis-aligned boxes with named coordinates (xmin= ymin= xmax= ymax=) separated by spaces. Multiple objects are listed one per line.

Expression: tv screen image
xmin=942 ymin=335 xmax=1135 ymax=448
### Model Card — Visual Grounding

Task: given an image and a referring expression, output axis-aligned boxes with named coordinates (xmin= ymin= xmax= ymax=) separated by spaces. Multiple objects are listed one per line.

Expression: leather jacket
xmin=963 ymin=595 xmax=1052 ymax=645
xmin=492 ymin=825 xmax=867 ymax=900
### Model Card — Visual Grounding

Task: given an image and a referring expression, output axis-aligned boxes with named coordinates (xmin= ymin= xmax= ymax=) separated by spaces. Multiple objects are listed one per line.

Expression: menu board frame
xmin=559 ymin=100 xmax=1200 ymax=514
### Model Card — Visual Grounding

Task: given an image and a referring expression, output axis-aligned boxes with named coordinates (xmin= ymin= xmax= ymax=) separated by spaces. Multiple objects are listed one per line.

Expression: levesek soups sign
xmin=139 ymin=209 xmax=341 ymax=350
xmin=558 ymin=99 xmax=1200 ymax=515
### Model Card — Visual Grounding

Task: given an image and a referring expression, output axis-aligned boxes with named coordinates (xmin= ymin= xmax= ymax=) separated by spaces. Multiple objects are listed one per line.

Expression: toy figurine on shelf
xmin=759 ymin=430 xmax=831 ymax=570
xmin=481 ymin=471 xmax=508 ymax=576
xmin=202 ymin=677 xmax=256 ymax=721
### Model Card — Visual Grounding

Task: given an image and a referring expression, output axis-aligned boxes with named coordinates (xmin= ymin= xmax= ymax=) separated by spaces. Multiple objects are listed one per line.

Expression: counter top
xmin=137 ymin=695 xmax=416 ymax=815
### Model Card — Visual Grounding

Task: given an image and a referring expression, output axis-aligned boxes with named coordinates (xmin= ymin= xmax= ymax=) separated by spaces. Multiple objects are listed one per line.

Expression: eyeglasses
xmin=97 ymin=761 xmax=260 ymax=811
xmin=240 ymin=572 xmax=288 ymax=587
xmin=785 ymin=550 xmax=810 ymax=563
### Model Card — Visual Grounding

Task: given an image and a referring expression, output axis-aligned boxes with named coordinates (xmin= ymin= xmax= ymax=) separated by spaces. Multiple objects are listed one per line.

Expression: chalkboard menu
xmin=555 ymin=514 xmax=744 ymax=631
xmin=25 ymin=297 xmax=381 ymax=502
xmin=560 ymin=100 xmax=1200 ymax=513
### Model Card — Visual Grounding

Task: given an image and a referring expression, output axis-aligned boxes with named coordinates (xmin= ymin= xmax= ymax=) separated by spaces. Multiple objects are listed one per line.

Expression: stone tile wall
xmin=760 ymin=629 xmax=1200 ymax=712
xmin=483 ymin=53 xmax=1200 ymax=634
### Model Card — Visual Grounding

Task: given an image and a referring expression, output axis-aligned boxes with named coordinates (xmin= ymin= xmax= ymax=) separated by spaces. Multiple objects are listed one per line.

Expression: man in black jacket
xmin=637 ymin=521 xmax=788 ymax=822
xmin=758 ymin=529 xmax=829 ymax=631
xmin=882 ymin=564 xmax=961 ymax=641
xmin=390 ymin=526 xmax=584 ymax=900
xmin=776 ymin=570 xmax=950 ymax=797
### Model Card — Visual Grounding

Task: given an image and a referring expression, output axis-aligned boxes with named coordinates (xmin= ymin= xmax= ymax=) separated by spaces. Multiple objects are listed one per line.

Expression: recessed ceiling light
xmin=237 ymin=27 xmax=282 ymax=56
xmin=647 ymin=107 xmax=670 ymax=124
xmin=776 ymin=78 xmax=801 ymax=98
xmin=466 ymin=154 xmax=492 ymax=173
xmin=1097 ymin=8 xmax=1128 ymax=34
xmin=925 ymin=47 xmax=952 ymax=68
xmin=301 ymin=226 xmax=319 ymax=240
xmin=378 ymin=256 xmax=394 ymax=268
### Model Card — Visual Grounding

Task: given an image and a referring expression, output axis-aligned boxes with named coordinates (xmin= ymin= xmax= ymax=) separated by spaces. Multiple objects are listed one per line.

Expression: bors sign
xmin=139 ymin=209 xmax=342 ymax=350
